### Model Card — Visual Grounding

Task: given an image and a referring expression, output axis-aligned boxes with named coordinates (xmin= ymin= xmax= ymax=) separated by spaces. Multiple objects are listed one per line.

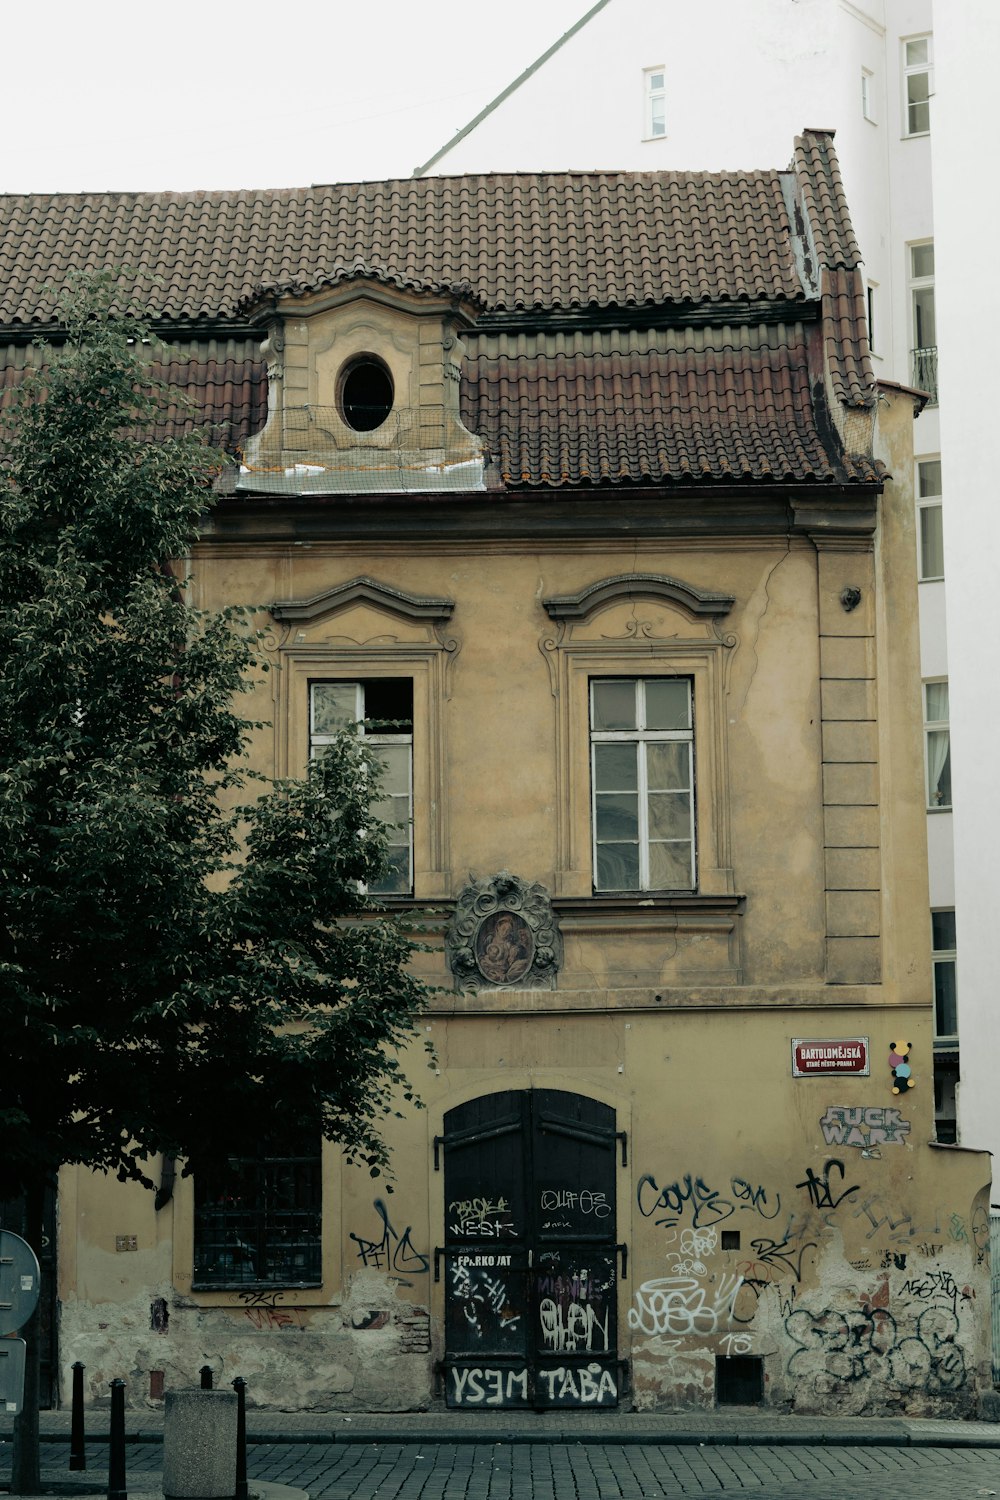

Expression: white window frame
xmin=931 ymin=908 xmax=957 ymax=1043
xmin=902 ymin=34 xmax=932 ymax=137
xmin=866 ymin=282 xmax=877 ymax=356
xmin=923 ymin=679 xmax=951 ymax=812
xmin=917 ymin=456 xmax=943 ymax=581
xmin=909 ymin=241 xmax=936 ymax=402
xmin=309 ymin=679 xmax=414 ymax=895
xmin=643 ymin=66 xmax=666 ymax=140
xmin=862 ymin=67 xmax=876 ymax=123
xmin=590 ymin=677 xmax=696 ymax=892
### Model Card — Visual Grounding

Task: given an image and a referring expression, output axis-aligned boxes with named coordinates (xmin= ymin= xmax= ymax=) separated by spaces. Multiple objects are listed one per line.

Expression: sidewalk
xmin=5 ymin=1406 xmax=1000 ymax=1448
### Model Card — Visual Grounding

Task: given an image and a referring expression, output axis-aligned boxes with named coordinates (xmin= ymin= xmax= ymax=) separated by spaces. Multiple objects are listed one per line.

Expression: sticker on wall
xmin=889 ymin=1040 xmax=914 ymax=1093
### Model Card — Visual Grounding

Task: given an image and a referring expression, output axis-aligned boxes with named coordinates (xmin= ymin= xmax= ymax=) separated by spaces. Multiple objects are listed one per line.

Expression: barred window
xmin=193 ymin=1145 xmax=322 ymax=1289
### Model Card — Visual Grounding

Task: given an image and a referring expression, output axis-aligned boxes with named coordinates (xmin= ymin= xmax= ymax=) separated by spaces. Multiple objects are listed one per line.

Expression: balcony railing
xmin=911 ymin=346 xmax=938 ymax=405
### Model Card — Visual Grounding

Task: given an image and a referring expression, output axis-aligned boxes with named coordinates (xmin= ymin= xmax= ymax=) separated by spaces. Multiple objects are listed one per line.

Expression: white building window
xmin=903 ymin=35 xmax=932 ymax=136
xmin=924 ymin=680 xmax=951 ymax=811
xmin=643 ymin=67 xmax=666 ymax=139
xmin=590 ymin=677 xmax=695 ymax=891
xmin=862 ymin=67 xmax=876 ymax=123
xmin=310 ymin=679 xmax=413 ymax=893
xmin=932 ymin=909 xmax=957 ymax=1042
xmin=917 ymin=457 xmax=943 ymax=580
xmin=909 ymin=242 xmax=937 ymax=402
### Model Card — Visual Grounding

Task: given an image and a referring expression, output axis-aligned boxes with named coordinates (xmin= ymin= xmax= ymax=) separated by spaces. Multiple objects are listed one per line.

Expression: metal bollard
xmin=200 ymin=1364 xmax=213 ymax=1390
xmin=232 ymin=1377 xmax=248 ymax=1500
xmin=107 ymin=1378 xmax=127 ymax=1500
xmin=69 ymin=1361 xmax=86 ymax=1471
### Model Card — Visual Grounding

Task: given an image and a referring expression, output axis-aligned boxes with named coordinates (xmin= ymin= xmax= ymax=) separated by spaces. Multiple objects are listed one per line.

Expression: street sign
xmin=0 ymin=1230 xmax=41 ymax=1336
xmin=0 ymin=1337 xmax=27 ymax=1414
xmin=791 ymin=1037 xmax=870 ymax=1077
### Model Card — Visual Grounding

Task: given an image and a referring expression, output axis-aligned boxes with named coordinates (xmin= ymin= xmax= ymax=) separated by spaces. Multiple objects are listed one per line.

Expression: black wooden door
xmin=439 ymin=1089 xmax=621 ymax=1409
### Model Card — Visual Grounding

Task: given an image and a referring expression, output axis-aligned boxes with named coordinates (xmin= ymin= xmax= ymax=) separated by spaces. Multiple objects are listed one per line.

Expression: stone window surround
xmin=540 ymin=573 xmax=737 ymax=901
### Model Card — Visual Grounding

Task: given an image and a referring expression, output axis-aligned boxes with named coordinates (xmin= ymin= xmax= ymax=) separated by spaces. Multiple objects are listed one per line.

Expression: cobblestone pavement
xmin=5 ymin=1440 xmax=1000 ymax=1499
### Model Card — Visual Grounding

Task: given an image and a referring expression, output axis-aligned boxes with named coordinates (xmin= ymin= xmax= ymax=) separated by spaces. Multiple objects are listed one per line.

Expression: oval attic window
xmin=339 ymin=356 xmax=394 ymax=432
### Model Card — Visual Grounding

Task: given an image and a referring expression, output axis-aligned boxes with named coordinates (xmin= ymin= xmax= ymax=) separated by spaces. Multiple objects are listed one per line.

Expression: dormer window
xmin=338 ymin=355 xmax=394 ymax=431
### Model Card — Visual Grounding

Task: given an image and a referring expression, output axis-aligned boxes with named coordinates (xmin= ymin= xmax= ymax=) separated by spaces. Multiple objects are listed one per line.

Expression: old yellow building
xmin=1 ymin=130 xmax=990 ymax=1415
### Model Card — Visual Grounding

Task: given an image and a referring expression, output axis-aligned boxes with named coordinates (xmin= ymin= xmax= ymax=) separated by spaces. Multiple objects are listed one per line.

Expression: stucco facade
xmin=55 ymin=360 xmax=991 ymax=1417
xmin=2 ymin=133 xmax=990 ymax=1416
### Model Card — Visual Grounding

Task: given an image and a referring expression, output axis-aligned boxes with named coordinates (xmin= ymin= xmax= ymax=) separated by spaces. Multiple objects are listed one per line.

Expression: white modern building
xmin=416 ymin=0 xmax=981 ymax=1154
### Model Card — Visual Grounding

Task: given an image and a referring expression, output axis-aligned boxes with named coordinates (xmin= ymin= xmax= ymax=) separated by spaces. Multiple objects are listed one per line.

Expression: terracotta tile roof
xmin=0 ymin=131 xmax=881 ymax=488
xmin=793 ymin=131 xmax=861 ymax=269
xmin=822 ymin=268 xmax=875 ymax=410
xmin=0 ymin=340 xmax=267 ymax=457
xmin=0 ymin=171 xmax=803 ymax=327
xmin=462 ymin=329 xmax=880 ymax=487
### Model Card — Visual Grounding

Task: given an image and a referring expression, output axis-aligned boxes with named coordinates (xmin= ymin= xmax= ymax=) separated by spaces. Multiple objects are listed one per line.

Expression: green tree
xmin=0 ymin=283 xmax=428 ymax=1484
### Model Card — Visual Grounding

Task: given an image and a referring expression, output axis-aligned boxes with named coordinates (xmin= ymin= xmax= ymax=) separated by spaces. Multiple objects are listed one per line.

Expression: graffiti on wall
xmin=785 ymin=1300 xmax=967 ymax=1395
xmin=628 ymin=1272 xmax=745 ymax=1337
xmin=236 ymin=1290 xmax=305 ymax=1331
xmin=447 ymin=1195 xmax=516 ymax=1239
xmin=537 ymin=1259 xmax=614 ymax=1355
xmin=447 ymin=1362 xmax=617 ymax=1407
xmin=636 ymin=1172 xmax=783 ymax=1232
xmin=349 ymin=1199 xmax=429 ymax=1276
xmin=796 ymin=1158 xmax=860 ymax=1212
xmin=820 ymin=1107 xmax=911 ymax=1150
xmin=449 ymin=1255 xmax=521 ymax=1342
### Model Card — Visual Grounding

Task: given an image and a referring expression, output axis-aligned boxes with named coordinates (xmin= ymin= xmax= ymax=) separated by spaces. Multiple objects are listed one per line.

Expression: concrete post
xmin=162 ymin=1389 xmax=237 ymax=1500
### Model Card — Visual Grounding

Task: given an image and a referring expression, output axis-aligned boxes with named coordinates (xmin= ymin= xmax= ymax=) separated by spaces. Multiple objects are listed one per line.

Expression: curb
xmin=19 ymin=1424 xmax=1000 ymax=1450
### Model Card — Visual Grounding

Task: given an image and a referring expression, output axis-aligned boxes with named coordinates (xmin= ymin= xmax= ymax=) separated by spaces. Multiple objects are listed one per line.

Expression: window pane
xmin=595 ymin=843 xmax=641 ymax=890
xmin=312 ymin=682 xmax=359 ymax=734
xmin=932 ymin=909 xmax=956 ymax=950
xmin=594 ymin=741 xmax=638 ymax=790
xmin=373 ymin=847 xmax=410 ymax=895
xmin=644 ymin=678 xmax=690 ymax=731
xmin=650 ymin=101 xmax=666 ymax=135
xmin=920 ymin=504 xmax=944 ymax=578
xmin=925 ymin=681 xmax=949 ymax=720
xmin=649 ymin=71 xmax=664 ymax=90
xmin=927 ymin=729 xmax=951 ymax=807
xmin=912 ymin=287 xmax=936 ymax=347
xmin=934 ymin=959 xmax=957 ymax=1037
xmin=646 ymin=740 xmax=691 ymax=790
xmin=649 ymin=840 xmax=694 ymax=890
xmin=648 ymin=790 xmax=692 ymax=840
xmin=374 ymin=741 xmax=410 ymax=793
xmin=592 ymin=680 xmax=637 ymax=730
xmin=595 ymin=791 xmax=640 ymax=841
xmin=906 ymin=38 xmax=929 ymax=66
xmin=911 ymin=244 xmax=935 ymax=279
xmin=371 ymin=790 xmax=409 ymax=827
xmin=918 ymin=459 xmax=942 ymax=497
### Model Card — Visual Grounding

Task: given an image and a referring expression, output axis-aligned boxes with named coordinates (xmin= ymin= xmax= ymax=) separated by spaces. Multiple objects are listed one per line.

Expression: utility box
xmin=0 ymin=1338 xmax=27 ymax=1414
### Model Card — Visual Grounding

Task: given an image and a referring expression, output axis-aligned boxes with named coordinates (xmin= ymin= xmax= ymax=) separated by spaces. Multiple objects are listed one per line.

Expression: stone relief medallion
xmin=446 ymin=872 xmax=562 ymax=991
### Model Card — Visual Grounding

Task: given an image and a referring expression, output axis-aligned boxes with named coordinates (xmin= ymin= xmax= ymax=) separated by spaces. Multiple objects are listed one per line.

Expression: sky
xmin=5 ymin=0 xmax=587 ymax=195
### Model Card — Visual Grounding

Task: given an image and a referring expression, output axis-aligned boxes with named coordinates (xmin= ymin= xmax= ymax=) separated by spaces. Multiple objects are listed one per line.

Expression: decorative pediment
xmin=271 ymin=576 xmax=454 ymax=625
xmin=543 ymin=573 xmax=734 ymax=621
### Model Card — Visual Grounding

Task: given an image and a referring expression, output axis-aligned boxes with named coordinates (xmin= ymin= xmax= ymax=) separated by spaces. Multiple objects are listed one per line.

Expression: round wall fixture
xmin=338 ymin=355 xmax=394 ymax=432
